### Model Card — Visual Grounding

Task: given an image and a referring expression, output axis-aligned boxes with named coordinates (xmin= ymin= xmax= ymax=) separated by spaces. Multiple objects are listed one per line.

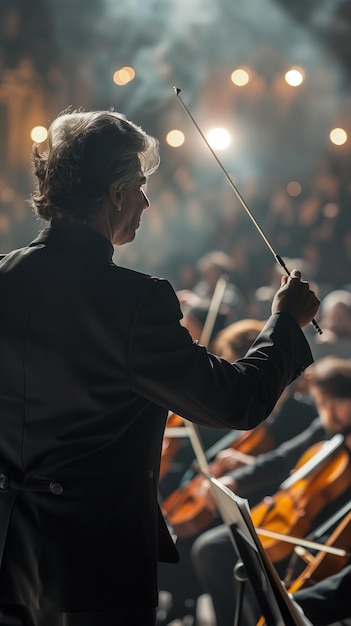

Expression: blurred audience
xmin=308 ymin=289 xmax=351 ymax=360
xmin=177 ymin=250 xmax=246 ymax=344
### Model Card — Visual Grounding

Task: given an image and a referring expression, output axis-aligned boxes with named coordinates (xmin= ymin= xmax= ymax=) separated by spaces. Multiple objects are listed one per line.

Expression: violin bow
xmin=173 ymin=87 xmax=322 ymax=336
xmin=199 ymin=273 xmax=228 ymax=347
xmin=181 ymin=273 xmax=229 ymax=473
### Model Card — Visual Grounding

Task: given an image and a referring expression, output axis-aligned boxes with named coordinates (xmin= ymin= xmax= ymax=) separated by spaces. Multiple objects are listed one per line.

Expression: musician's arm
xmin=227 ymin=417 xmax=324 ymax=499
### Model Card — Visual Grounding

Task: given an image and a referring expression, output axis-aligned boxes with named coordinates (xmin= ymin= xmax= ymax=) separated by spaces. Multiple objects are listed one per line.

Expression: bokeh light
xmin=285 ymin=68 xmax=304 ymax=86
xmin=113 ymin=66 xmax=135 ymax=85
xmin=166 ymin=130 xmax=185 ymax=147
xmin=206 ymin=127 xmax=231 ymax=150
xmin=330 ymin=127 xmax=347 ymax=146
xmin=286 ymin=181 xmax=302 ymax=197
xmin=323 ymin=203 xmax=339 ymax=218
xmin=30 ymin=126 xmax=48 ymax=143
xmin=231 ymin=68 xmax=250 ymax=87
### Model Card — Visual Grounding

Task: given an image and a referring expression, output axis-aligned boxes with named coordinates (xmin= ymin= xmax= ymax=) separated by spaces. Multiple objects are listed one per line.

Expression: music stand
xmin=182 ymin=421 xmax=310 ymax=626
xmin=209 ymin=476 xmax=311 ymax=626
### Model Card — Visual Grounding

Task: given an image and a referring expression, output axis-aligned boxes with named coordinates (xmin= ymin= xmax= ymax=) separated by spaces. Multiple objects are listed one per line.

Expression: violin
xmin=159 ymin=413 xmax=185 ymax=481
xmin=287 ymin=508 xmax=351 ymax=593
xmin=161 ymin=421 xmax=276 ymax=537
xmin=257 ymin=507 xmax=351 ymax=626
xmin=224 ymin=422 xmax=276 ymax=457
xmin=251 ymin=436 xmax=351 ymax=563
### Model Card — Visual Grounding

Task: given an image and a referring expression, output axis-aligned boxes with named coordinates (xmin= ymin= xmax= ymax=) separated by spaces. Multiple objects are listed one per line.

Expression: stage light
xmin=166 ymin=130 xmax=185 ymax=147
xmin=231 ymin=68 xmax=250 ymax=87
xmin=30 ymin=126 xmax=48 ymax=143
xmin=330 ymin=128 xmax=347 ymax=146
xmin=206 ymin=127 xmax=231 ymax=150
xmin=285 ymin=68 xmax=304 ymax=87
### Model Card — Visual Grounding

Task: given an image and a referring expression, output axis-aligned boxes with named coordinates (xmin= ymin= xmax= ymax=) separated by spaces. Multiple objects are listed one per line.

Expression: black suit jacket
xmin=0 ymin=220 xmax=313 ymax=612
xmin=295 ymin=562 xmax=351 ymax=625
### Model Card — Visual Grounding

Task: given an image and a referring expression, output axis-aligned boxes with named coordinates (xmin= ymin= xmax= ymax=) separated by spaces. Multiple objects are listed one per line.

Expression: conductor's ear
xmin=109 ymin=183 xmax=122 ymax=210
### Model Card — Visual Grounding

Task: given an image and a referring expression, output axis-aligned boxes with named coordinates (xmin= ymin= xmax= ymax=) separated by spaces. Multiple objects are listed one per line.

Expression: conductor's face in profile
xmin=92 ymin=173 xmax=150 ymax=246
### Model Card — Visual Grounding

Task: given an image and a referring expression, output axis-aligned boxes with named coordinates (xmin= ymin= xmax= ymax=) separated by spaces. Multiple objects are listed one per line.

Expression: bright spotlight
xmin=30 ymin=126 xmax=48 ymax=143
xmin=285 ymin=68 xmax=304 ymax=87
xmin=231 ymin=68 xmax=250 ymax=87
xmin=206 ymin=127 xmax=231 ymax=150
xmin=330 ymin=128 xmax=347 ymax=146
xmin=166 ymin=130 xmax=185 ymax=147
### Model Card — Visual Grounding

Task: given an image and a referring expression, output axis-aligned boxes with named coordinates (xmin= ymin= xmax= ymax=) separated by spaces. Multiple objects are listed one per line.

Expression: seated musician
xmin=191 ymin=357 xmax=351 ymax=626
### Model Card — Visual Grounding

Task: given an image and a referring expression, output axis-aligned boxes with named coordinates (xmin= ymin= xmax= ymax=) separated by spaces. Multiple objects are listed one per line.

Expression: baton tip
xmin=173 ymin=86 xmax=181 ymax=95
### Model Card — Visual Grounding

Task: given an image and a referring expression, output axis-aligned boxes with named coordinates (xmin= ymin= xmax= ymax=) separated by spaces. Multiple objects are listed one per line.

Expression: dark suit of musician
xmin=0 ymin=220 xmax=313 ymax=623
xmin=295 ymin=563 xmax=351 ymax=625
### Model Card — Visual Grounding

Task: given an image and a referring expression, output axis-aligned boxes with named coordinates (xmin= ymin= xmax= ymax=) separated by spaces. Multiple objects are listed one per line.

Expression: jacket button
xmin=50 ymin=481 xmax=63 ymax=495
xmin=0 ymin=474 xmax=9 ymax=490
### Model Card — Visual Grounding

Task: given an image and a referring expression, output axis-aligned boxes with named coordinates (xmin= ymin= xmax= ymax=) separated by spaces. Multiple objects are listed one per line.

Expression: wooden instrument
xmin=287 ymin=508 xmax=351 ymax=593
xmin=161 ymin=421 xmax=275 ymax=537
xmin=159 ymin=412 xmax=185 ymax=481
xmin=251 ymin=435 xmax=351 ymax=563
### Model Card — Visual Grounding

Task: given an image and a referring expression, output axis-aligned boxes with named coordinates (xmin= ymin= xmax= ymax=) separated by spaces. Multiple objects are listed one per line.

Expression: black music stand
xmin=208 ymin=476 xmax=312 ymax=626
xmin=181 ymin=422 xmax=311 ymax=625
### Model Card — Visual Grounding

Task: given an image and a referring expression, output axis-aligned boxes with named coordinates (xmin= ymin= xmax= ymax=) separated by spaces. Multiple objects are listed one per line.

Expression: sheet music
xmin=209 ymin=476 xmax=258 ymax=551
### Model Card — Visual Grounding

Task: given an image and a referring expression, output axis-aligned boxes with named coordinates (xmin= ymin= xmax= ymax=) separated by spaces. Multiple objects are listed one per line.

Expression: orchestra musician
xmin=191 ymin=356 xmax=351 ymax=626
xmin=0 ymin=108 xmax=319 ymax=626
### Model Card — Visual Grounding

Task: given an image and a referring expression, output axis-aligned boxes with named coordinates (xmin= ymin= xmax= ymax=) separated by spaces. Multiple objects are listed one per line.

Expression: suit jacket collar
xmin=29 ymin=219 xmax=114 ymax=262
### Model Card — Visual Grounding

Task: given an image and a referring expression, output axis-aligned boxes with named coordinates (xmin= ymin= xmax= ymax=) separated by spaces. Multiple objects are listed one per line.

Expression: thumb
xmin=290 ymin=269 xmax=302 ymax=279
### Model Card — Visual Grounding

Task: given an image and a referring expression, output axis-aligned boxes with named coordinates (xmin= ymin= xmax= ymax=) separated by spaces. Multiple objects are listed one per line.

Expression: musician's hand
xmin=199 ymin=475 xmax=238 ymax=513
xmin=212 ymin=449 xmax=253 ymax=474
xmin=271 ymin=269 xmax=320 ymax=328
